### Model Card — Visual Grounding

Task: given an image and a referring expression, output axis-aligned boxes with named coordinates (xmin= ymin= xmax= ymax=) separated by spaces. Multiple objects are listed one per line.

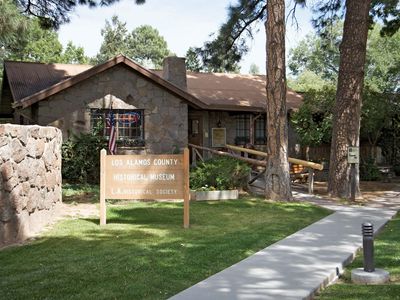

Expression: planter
xmin=190 ymin=190 xmax=239 ymax=201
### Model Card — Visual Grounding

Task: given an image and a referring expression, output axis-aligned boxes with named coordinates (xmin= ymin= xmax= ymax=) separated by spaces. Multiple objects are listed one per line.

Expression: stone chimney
xmin=162 ymin=56 xmax=187 ymax=90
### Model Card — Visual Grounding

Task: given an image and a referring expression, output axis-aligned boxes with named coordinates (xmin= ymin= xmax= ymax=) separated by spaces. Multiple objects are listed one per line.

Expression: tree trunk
xmin=328 ymin=0 xmax=371 ymax=199
xmin=264 ymin=0 xmax=292 ymax=201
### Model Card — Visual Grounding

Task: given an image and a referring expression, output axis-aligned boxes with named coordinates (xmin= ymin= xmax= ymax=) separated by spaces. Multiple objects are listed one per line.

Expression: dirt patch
xmin=312 ymin=178 xmax=400 ymax=199
xmin=59 ymin=202 xmax=98 ymax=219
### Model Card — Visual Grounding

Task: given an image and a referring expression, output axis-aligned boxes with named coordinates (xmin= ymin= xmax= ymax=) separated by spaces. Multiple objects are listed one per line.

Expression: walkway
xmin=170 ymin=192 xmax=399 ymax=300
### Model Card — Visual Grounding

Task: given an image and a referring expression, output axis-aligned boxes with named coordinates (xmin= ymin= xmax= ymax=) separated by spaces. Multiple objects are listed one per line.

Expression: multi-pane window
xmin=90 ymin=109 xmax=144 ymax=147
xmin=235 ymin=114 xmax=250 ymax=145
xmin=254 ymin=115 xmax=266 ymax=145
xmin=235 ymin=114 xmax=267 ymax=145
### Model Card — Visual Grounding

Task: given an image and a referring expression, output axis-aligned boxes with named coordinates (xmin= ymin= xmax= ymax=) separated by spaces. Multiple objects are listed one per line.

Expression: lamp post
xmin=362 ymin=222 xmax=374 ymax=272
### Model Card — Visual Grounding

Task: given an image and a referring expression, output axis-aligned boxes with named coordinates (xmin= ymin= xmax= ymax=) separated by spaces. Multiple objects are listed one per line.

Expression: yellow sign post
xmin=99 ymin=148 xmax=190 ymax=228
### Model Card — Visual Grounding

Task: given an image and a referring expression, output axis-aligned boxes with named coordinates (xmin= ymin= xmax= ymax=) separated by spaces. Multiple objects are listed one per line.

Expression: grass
xmin=316 ymin=212 xmax=400 ymax=300
xmin=62 ymin=183 xmax=99 ymax=204
xmin=0 ymin=187 xmax=330 ymax=300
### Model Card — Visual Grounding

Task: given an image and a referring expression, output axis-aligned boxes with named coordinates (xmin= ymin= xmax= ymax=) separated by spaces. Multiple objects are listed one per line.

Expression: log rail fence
xmin=189 ymin=143 xmax=323 ymax=194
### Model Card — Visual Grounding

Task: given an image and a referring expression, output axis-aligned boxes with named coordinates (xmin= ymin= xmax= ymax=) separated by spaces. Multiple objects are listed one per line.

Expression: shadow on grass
xmin=85 ymin=206 xmax=183 ymax=226
xmin=0 ymin=200 xmax=332 ymax=300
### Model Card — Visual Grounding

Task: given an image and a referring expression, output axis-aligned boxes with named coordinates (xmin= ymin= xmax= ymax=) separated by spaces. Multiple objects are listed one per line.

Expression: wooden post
xmin=308 ymin=167 xmax=314 ymax=194
xmin=191 ymin=146 xmax=197 ymax=167
xmin=350 ymin=163 xmax=356 ymax=201
xmin=100 ymin=149 xmax=107 ymax=226
xmin=250 ymin=114 xmax=254 ymax=145
xmin=183 ymin=148 xmax=190 ymax=228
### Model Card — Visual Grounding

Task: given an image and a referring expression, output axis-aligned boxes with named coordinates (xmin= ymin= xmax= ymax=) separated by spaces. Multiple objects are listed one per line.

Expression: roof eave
xmin=12 ymin=55 xmax=206 ymax=110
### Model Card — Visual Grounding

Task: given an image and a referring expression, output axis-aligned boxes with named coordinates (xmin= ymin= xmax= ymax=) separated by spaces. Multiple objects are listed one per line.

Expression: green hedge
xmin=360 ymin=157 xmax=381 ymax=181
xmin=62 ymin=125 xmax=107 ymax=184
xmin=190 ymin=157 xmax=251 ymax=190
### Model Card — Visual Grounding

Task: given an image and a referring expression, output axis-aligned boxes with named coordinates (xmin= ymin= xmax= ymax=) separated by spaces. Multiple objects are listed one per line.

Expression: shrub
xmin=190 ymin=157 xmax=251 ymax=190
xmin=360 ymin=157 xmax=381 ymax=181
xmin=62 ymin=124 xmax=107 ymax=184
xmin=393 ymin=165 xmax=400 ymax=176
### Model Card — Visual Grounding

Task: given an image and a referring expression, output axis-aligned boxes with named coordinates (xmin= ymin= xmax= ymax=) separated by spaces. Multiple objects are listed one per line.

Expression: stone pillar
xmin=162 ymin=57 xmax=187 ymax=90
xmin=0 ymin=124 xmax=62 ymax=247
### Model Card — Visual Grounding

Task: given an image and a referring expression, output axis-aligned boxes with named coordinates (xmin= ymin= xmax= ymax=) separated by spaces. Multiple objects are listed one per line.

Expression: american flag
xmin=106 ymin=110 xmax=117 ymax=155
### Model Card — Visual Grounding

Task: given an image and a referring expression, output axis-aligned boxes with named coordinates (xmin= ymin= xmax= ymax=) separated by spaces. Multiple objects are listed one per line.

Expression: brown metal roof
xmin=153 ymin=71 xmax=303 ymax=111
xmin=187 ymin=72 xmax=302 ymax=110
xmin=6 ymin=56 xmax=206 ymax=110
xmin=4 ymin=61 xmax=91 ymax=102
xmin=4 ymin=56 xmax=303 ymax=111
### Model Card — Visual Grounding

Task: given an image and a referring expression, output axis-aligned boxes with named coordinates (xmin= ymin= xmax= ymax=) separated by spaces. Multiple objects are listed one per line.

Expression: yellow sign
xmin=212 ymin=128 xmax=226 ymax=147
xmin=99 ymin=149 xmax=190 ymax=228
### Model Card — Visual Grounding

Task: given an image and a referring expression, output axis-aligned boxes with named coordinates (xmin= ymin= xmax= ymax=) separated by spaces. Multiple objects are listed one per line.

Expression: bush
xmin=62 ymin=125 xmax=107 ymax=184
xmin=360 ymin=157 xmax=381 ymax=181
xmin=394 ymin=165 xmax=400 ymax=176
xmin=190 ymin=157 xmax=251 ymax=190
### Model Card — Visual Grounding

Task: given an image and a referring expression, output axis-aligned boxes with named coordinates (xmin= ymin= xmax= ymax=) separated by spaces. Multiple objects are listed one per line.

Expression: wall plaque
xmin=212 ymin=128 xmax=226 ymax=147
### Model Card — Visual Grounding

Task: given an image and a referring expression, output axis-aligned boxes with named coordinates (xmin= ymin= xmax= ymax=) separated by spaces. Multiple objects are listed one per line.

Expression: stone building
xmin=0 ymin=55 xmax=303 ymax=155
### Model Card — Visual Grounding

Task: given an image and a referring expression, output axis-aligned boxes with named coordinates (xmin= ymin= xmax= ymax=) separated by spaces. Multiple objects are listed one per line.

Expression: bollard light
xmin=362 ymin=222 xmax=375 ymax=272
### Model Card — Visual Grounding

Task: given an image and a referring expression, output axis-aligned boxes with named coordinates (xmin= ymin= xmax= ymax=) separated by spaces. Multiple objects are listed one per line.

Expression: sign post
xmin=99 ymin=148 xmax=190 ymax=228
xmin=183 ymin=148 xmax=190 ymax=228
xmin=100 ymin=149 xmax=107 ymax=226
xmin=348 ymin=146 xmax=360 ymax=201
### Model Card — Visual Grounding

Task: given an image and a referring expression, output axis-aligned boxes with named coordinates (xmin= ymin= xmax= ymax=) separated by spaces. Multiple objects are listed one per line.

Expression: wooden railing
xmin=189 ymin=143 xmax=323 ymax=194
xmin=225 ymin=144 xmax=323 ymax=170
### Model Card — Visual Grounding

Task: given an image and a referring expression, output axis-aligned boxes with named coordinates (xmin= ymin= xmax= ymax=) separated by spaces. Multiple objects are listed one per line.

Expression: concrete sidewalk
xmin=170 ymin=195 xmax=398 ymax=300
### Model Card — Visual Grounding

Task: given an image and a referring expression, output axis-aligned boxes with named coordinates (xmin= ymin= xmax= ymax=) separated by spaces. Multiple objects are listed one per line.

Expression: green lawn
xmin=0 ymin=194 xmax=330 ymax=300
xmin=317 ymin=212 xmax=400 ymax=300
xmin=62 ymin=183 xmax=100 ymax=203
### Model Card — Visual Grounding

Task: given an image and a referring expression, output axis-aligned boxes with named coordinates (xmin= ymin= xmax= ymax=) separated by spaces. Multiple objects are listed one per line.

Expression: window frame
xmin=235 ymin=114 xmax=250 ymax=145
xmin=90 ymin=108 xmax=145 ymax=147
xmin=254 ymin=114 xmax=267 ymax=145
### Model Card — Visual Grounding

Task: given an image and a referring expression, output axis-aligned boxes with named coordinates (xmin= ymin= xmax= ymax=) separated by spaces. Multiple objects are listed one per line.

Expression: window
xmin=235 ymin=114 xmax=250 ymax=145
xmin=254 ymin=115 xmax=266 ymax=145
xmin=189 ymin=119 xmax=199 ymax=135
xmin=90 ymin=109 xmax=144 ymax=147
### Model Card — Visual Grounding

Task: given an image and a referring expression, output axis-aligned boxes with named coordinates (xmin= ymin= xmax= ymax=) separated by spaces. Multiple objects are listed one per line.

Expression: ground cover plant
xmin=317 ymin=212 xmax=400 ymax=300
xmin=0 ymin=190 xmax=330 ymax=300
xmin=190 ymin=157 xmax=251 ymax=190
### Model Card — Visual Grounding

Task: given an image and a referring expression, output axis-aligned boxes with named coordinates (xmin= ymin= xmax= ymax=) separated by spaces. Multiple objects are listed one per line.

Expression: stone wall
xmin=0 ymin=124 xmax=62 ymax=247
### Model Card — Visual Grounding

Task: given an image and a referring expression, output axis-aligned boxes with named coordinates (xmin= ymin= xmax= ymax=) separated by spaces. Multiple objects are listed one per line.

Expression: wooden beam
xmin=248 ymin=169 xmax=266 ymax=185
xmin=226 ymin=144 xmax=323 ymax=170
xmin=227 ymin=144 xmax=269 ymax=158
xmin=194 ymin=148 xmax=204 ymax=162
xmin=189 ymin=143 xmax=266 ymax=167
xmin=191 ymin=147 xmax=197 ymax=167
xmin=250 ymin=114 xmax=254 ymax=145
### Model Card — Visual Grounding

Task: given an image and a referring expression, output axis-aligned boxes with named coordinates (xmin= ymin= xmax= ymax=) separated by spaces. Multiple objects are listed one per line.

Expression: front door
xmin=188 ymin=115 xmax=203 ymax=163
xmin=188 ymin=115 xmax=203 ymax=147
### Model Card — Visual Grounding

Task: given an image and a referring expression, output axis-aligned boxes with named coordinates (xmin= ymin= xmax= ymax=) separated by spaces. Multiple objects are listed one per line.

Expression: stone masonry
xmin=19 ymin=64 xmax=188 ymax=155
xmin=0 ymin=124 xmax=62 ymax=247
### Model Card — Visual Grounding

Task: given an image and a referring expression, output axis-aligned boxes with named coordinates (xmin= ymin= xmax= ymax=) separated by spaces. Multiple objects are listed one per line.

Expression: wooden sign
xmin=100 ymin=149 xmax=190 ymax=228
xmin=212 ymin=128 xmax=226 ymax=147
